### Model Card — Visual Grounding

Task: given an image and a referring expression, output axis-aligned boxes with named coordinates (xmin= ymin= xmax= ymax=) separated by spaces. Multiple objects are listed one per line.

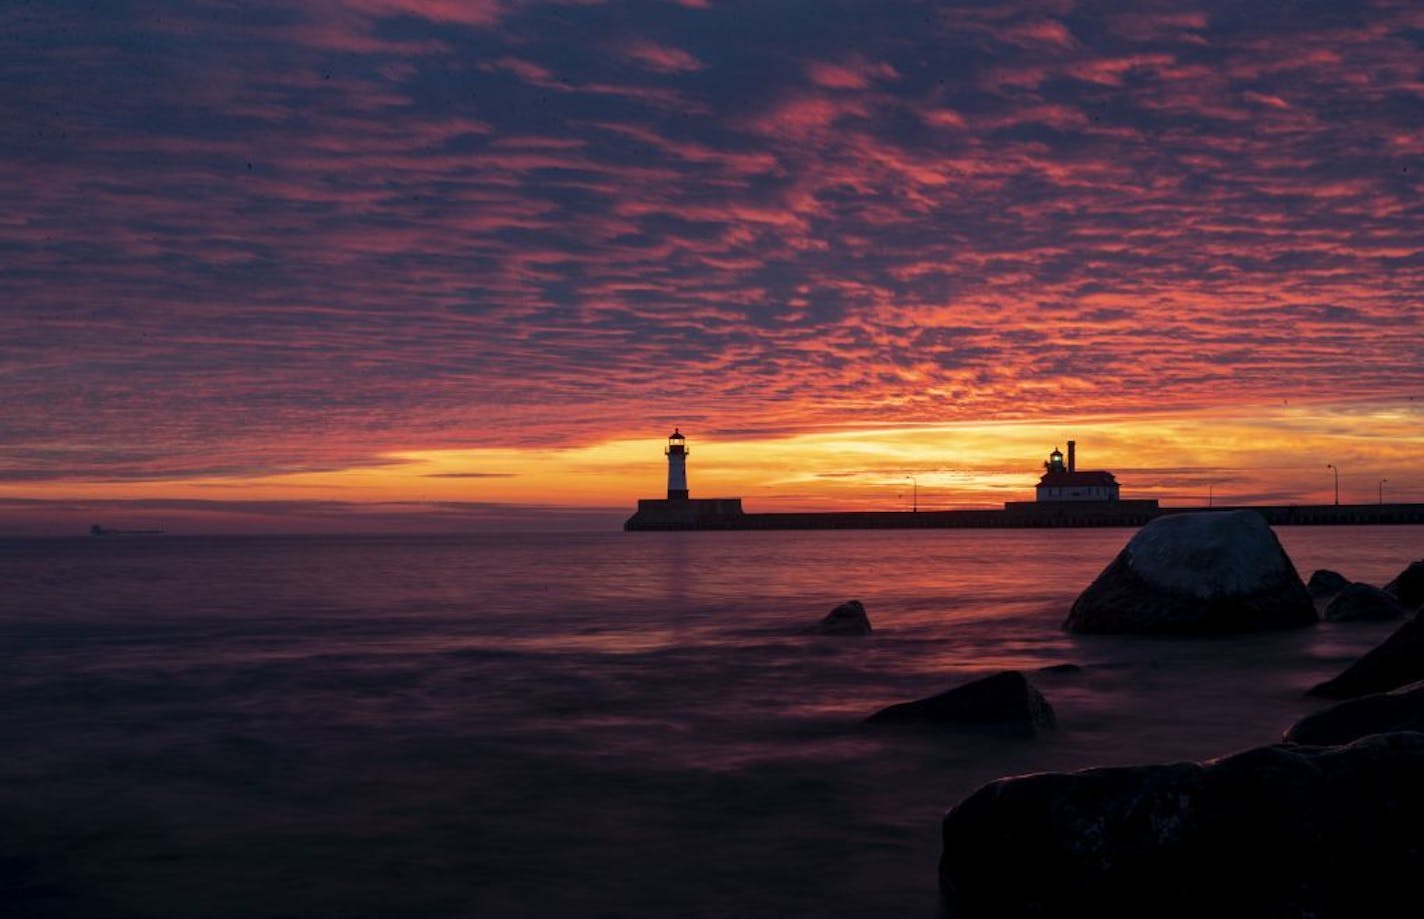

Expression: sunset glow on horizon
xmin=3 ymin=1 xmax=1421 ymax=533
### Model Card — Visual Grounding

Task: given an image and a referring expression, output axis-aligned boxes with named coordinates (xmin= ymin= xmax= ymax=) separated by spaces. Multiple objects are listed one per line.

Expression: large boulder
xmin=1308 ymin=612 xmax=1424 ymax=698
xmin=865 ymin=670 xmax=1056 ymax=736
xmin=939 ymin=732 xmax=1424 ymax=918
xmin=1323 ymin=582 xmax=1407 ymax=622
xmin=1384 ymin=560 xmax=1424 ymax=611
xmin=1307 ymin=568 xmax=1351 ymax=614
xmin=807 ymin=599 xmax=871 ymax=635
xmin=1285 ymin=682 xmax=1424 ymax=745
xmin=1064 ymin=510 xmax=1316 ymax=634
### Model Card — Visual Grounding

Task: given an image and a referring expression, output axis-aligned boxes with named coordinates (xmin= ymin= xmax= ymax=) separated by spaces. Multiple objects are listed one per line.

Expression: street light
xmin=1326 ymin=464 xmax=1339 ymax=506
xmin=1380 ymin=478 xmax=1388 ymax=505
xmin=907 ymin=475 xmax=918 ymax=512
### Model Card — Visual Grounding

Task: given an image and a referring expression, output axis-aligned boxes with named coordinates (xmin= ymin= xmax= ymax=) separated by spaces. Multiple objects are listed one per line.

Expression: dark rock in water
xmin=865 ymin=670 xmax=1055 ymax=735
xmin=1309 ymin=613 xmax=1424 ymax=699
xmin=1038 ymin=663 xmax=1083 ymax=675
xmin=1064 ymin=510 xmax=1316 ymax=634
xmin=1323 ymin=582 xmax=1407 ymax=622
xmin=1286 ymin=682 xmax=1424 ymax=745
xmin=939 ymin=732 xmax=1424 ymax=918
xmin=809 ymin=599 xmax=871 ymax=635
xmin=1308 ymin=568 xmax=1351 ymax=595
xmin=1384 ymin=560 xmax=1424 ymax=611
xmin=1307 ymin=568 xmax=1351 ymax=613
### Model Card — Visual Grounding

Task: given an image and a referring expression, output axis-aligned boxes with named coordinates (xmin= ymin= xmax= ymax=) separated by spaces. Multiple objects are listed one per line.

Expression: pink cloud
xmin=806 ymin=57 xmax=898 ymax=90
xmin=1243 ymin=91 xmax=1292 ymax=110
xmin=481 ymin=55 xmax=560 ymax=85
xmin=620 ymin=39 xmax=704 ymax=74
xmin=921 ymin=108 xmax=966 ymax=128
xmin=1001 ymin=19 xmax=1078 ymax=49
xmin=1110 ymin=11 xmax=1209 ymax=42
xmin=339 ymin=0 xmax=507 ymax=26
xmin=1067 ymin=53 xmax=1176 ymax=86
xmin=747 ymin=93 xmax=870 ymax=137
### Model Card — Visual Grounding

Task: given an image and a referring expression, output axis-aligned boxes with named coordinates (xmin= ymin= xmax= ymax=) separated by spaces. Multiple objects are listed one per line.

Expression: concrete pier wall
xmin=624 ymin=500 xmax=1424 ymax=531
xmin=623 ymin=498 xmax=745 ymax=530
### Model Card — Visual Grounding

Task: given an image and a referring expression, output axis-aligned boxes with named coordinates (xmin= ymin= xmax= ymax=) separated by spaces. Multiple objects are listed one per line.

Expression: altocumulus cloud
xmin=0 ymin=0 xmax=1419 ymax=483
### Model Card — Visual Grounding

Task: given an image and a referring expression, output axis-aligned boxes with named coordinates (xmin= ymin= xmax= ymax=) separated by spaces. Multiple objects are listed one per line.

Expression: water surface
xmin=1 ymin=527 xmax=1417 ymax=916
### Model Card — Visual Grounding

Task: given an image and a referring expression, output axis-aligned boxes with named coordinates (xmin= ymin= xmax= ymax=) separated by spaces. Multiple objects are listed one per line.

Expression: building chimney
xmin=1067 ymin=440 xmax=1076 ymax=473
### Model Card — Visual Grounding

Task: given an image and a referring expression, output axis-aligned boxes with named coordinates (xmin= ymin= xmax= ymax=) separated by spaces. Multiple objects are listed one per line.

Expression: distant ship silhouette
xmin=90 ymin=524 xmax=165 ymax=536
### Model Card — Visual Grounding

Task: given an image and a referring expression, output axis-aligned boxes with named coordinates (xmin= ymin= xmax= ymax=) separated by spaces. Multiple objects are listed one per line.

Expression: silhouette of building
xmin=624 ymin=429 xmax=743 ymax=529
xmin=1036 ymin=440 xmax=1120 ymax=502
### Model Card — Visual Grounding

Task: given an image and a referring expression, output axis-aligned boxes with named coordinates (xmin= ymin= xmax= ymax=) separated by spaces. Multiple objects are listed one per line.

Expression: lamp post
xmin=907 ymin=475 xmax=918 ymax=513
xmin=1379 ymin=478 xmax=1387 ymax=505
xmin=1326 ymin=464 xmax=1339 ymax=506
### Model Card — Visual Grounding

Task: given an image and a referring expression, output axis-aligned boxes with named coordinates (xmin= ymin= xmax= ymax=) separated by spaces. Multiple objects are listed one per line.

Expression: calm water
xmin=1 ymin=527 xmax=1419 ymax=917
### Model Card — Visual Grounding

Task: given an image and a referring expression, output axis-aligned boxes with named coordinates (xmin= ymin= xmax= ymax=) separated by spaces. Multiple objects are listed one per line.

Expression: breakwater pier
xmin=624 ymin=501 xmax=1424 ymax=531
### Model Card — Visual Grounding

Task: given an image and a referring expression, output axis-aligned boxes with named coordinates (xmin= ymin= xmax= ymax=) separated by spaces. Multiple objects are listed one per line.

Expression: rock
xmin=1064 ymin=510 xmax=1316 ymax=634
xmin=809 ymin=599 xmax=871 ymax=635
xmin=865 ymin=670 xmax=1056 ymax=735
xmin=1309 ymin=612 xmax=1424 ymax=698
xmin=1285 ymin=681 xmax=1424 ymax=745
xmin=1307 ymin=568 xmax=1351 ymax=613
xmin=1384 ymin=560 xmax=1424 ymax=611
xmin=1038 ymin=663 xmax=1083 ymax=675
xmin=939 ymin=732 xmax=1424 ymax=918
xmin=1323 ymin=582 xmax=1407 ymax=622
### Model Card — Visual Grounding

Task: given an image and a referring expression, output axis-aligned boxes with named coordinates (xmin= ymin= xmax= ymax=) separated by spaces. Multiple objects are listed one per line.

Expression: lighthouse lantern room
xmin=665 ymin=428 xmax=689 ymax=500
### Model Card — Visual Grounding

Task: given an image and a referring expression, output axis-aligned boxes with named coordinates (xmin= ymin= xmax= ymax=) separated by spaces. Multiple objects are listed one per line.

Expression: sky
xmin=2 ymin=0 xmax=1421 ymax=534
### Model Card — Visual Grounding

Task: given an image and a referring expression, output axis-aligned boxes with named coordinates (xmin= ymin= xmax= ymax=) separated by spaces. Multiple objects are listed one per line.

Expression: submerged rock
xmin=939 ymin=732 xmax=1424 ymax=918
xmin=809 ymin=599 xmax=871 ymax=635
xmin=1323 ymin=582 xmax=1407 ymax=622
xmin=1308 ymin=613 xmax=1424 ymax=699
xmin=1286 ymin=682 xmax=1424 ymax=745
xmin=1384 ymin=560 xmax=1424 ymax=611
xmin=1064 ymin=510 xmax=1315 ymax=634
xmin=865 ymin=670 xmax=1055 ymax=735
xmin=1307 ymin=568 xmax=1351 ymax=613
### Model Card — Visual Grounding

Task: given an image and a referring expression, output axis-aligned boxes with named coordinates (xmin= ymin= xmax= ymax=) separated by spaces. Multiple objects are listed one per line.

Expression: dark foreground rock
xmin=808 ymin=599 xmax=871 ymax=635
xmin=866 ymin=670 xmax=1055 ymax=736
xmin=1308 ymin=612 xmax=1424 ymax=699
xmin=1285 ymin=682 xmax=1424 ymax=745
xmin=1064 ymin=510 xmax=1315 ymax=634
xmin=939 ymin=732 xmax=1424 ymax=918
xmin=1385 ymin=560 xmax=1424 ymax=611
xmin=1307 ymin=568 xmax=1351 ymax=613
xmin=1323 ymin=582 xmax=1407 ymax=622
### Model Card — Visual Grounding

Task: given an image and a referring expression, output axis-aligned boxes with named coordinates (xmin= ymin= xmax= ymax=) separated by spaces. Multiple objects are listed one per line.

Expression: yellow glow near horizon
xmin=7 ymin=399 xmax=1422 ymax=516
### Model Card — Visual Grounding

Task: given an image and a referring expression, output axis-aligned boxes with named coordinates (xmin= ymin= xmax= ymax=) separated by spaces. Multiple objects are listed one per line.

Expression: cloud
xmin=340 ymin=0 xmax=508 ymax=27
xmin=1242 ymin=90 xmax=1291 ymax=110
xmin=619 ymin=39 xmax=704 ymax=74
xmin=0 ymin=0 xmax=1420 ymax=503
xmin=805 ymin=57 xmax=898 ymax=90
xmin=1001 ymin=18 xmax=1078 ymax=49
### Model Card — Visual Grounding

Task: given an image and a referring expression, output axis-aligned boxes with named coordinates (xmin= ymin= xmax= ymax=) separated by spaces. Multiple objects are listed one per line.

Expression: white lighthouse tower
xmin=665 ymin=428 xmax=689 ymax=500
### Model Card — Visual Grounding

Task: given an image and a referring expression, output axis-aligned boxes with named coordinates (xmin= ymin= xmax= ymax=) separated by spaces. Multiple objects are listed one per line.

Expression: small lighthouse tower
xmin=665 ymin=428 xmax=689 ymax=500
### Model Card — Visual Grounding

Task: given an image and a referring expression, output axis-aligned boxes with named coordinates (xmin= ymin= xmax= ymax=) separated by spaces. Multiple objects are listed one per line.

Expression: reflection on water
xmin=0 ymin=527 xmax=1417 ymax=916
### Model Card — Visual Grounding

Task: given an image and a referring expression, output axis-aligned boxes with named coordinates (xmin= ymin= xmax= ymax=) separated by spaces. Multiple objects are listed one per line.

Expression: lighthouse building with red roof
xmin=1036 ymin=440 xmax=1121 ymax=502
